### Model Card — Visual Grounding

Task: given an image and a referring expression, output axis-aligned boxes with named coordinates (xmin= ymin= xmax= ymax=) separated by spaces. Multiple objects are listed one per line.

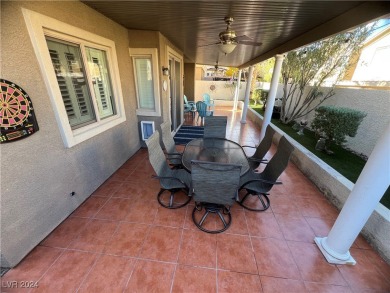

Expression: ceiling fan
xmin=200 ymin=16 xmax=262 ymax=54
xmin=212 ymin=61 xmax=219 ymax=71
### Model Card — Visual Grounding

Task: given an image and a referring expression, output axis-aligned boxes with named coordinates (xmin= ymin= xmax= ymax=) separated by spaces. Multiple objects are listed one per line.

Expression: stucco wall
xmin=314 ymin=87 xmax=390 ymax=157
xmin=194 ymin=80 xmax=390 ymax=157
xmin=158 ymin=33 xmax=184 ymax=127
xmin=184 ymin=63 xmax=196 ymax=101
xmin=1 ymin=1 xmax=140 ymax=267
xmin=128 ymin=30 xmax=163 ymax=145
xmin=128 ymin=30 xmax=184 ymax=145
xmin=273 ymin=85 xmax=390 ymax=157
xmin=194 ymin=80 xmax=247 ymax=102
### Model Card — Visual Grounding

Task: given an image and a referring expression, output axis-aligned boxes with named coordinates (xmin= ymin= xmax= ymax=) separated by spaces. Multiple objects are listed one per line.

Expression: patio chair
xmin=196 ymin=101 xmax=213 ymax=125
xmin=238 ymin=136 xmax=294 ymax=211
xmin=202 ymin=93 xmax=215 ymax=110
xmin=203 ymin=116 xmax=227 ymax=138
xmin=160 ymin=121 xmax=183 ymax=168
xmin=191 ymin=160 xmax=242 ymax=233
xmin=145 ymin=131 xmax=191 ymax=209
xmin=242 ymin=124 xmax=275 ymax=170
xmin=184 ymin=95 xmax=196 ymax=118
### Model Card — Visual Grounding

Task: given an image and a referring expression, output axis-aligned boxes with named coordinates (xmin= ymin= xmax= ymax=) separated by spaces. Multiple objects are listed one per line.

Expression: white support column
xmin=315 ymin=122 xmax=390 ymax=265
xmin=259 ymin=54 xmax=284 ymax=141
xmin=233 ymin=69 xmax=242 ymax=111
xmin=241 ymin=66 xmax=254 ymax=123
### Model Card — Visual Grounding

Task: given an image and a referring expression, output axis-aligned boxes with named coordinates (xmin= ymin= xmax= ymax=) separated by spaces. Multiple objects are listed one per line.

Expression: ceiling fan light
xmin=218 ymin=42 xmax=237 ymax=54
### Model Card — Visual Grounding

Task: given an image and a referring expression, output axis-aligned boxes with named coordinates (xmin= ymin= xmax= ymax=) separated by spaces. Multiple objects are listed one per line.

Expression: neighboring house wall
xmin=345 ymin=28 xmax=390 ymax=82
xmin=1 ymin=1 xmax=141 ymax=267
xmin=195 ymin=65 xmax=228 ymax=80
xmin=195 ymin=66 xmax=203 ymax=80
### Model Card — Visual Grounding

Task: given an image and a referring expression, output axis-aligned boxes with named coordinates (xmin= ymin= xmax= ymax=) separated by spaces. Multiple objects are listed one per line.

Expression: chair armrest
xmin=240 ymin=178 xmax=282 ymax=189
xmin=241 ymin=145 xmax=256 ymax=149
xmin=166 ymin=153 xmax=182 ymax=158
xmin=164 ymin=151 xmax=182 ymax=156
xmin=152 ymin=175 xmax=189 ymax=189
xmin=248 ymin=157 xmax=268 ymax=163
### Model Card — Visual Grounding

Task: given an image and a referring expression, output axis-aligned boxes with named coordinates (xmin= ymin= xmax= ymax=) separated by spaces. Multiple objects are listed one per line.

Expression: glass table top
xmin=182 ymin=138 xmax=250 ymax=175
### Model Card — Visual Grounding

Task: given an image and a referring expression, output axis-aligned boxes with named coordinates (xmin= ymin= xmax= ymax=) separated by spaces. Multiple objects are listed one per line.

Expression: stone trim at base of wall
xmin=247 ymin=108 xmax=390 ymax=265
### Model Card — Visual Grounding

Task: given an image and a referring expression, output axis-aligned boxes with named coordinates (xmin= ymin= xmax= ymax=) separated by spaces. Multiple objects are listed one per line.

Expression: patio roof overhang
xmin=82 ymin=1 xmax=390 ymax=68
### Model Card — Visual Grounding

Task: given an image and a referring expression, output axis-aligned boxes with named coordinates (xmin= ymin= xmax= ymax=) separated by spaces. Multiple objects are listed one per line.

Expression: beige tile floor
xmin=2 ymin=107 xmax=390 ymax=292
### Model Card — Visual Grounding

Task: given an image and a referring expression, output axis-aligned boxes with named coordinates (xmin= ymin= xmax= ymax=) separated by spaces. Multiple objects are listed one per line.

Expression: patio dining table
xmin=181 ymin=138 xmax=250 ymax=175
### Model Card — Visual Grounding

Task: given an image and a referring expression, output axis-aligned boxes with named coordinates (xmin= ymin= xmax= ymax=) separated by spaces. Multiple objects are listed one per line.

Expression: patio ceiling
xmin=82 ymin=1 xmax=390 ymax=68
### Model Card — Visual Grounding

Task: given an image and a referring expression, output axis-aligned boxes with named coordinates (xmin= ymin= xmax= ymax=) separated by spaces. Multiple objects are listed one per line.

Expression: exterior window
xmin=134 ymin=58 xmax=155 ymax=110
xmin=46 ymin=39 xmax=117 ymax=129
xmin=23 ymin=9 xmax=126 ymax=147
xmin=85 ymin=47 xmax=116 ymax=119
xmin=130 ymin=48 xmax=161 ymax=116
xmin=46 ymin=39 xmax=96 ymax=128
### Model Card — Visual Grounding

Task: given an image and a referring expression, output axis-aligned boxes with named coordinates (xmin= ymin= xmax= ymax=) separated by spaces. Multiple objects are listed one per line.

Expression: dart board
xmin=0 ymin=79 xmax=39 ymax=143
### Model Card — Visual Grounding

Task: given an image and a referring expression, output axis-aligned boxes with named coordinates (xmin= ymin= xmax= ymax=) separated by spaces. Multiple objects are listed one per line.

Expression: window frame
xmin=23 ymin=9 xmax=126 ymax=148
xmin=129 ymin=48 xmax=161 ymax=117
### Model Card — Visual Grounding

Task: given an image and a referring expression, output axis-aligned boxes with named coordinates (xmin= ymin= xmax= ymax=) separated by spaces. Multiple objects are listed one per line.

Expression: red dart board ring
xmin=0 ymin=79 xmax=39 ymax=143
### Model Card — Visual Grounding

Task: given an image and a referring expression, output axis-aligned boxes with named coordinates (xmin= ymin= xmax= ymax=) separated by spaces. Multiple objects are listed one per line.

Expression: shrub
xmin=311 ymin=105 xmax=366 ymax=151
xmin=260 ymin=90 xmax=269 ymax=109
xmin=251 ymin=89 xmax=263 ymax=106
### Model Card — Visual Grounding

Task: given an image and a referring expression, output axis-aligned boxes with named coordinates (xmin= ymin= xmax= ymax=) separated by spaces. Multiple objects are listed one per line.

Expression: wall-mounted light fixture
xmin=162 ymin=67 xmax=169 ymax=76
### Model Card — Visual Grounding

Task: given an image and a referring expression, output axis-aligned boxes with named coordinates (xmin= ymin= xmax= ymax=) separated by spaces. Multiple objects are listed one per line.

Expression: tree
xmin=224 ymin=67 xmax=241 ymax=96
xmin=250 ymin=59 xmax=275 ymax=105
xmin=225 ymin=67 xmax=238 ymax=78
xmin=255 ymin=58 xmax=275 ymax=82
xmin=280 ymin=24 xmax=374 ymax=124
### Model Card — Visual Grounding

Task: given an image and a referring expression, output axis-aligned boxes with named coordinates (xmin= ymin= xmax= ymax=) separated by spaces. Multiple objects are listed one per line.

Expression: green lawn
xmin=250 ymin=104 xmax=390 ymax=209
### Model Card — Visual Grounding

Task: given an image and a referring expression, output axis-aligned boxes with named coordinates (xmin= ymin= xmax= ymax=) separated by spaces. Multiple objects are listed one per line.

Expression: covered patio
xmin=2 ymin=107 xmax=389 ymax=292
xmin=2 ymin=1 xmax=390 ymax=290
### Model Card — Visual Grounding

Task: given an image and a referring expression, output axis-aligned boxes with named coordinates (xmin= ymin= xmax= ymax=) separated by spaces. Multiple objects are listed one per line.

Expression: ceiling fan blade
xmin=234 ymin=35 xmax=262 ymax=46
xmin=238 ymin=40 xmax=263 ymax=46
xmin=234 ymin=35 xmax=253 ymax=42
xmin=238 ymin=41 xmax=263 ymax=46
xmin=198 ymin=42 xmax=220 ymax=47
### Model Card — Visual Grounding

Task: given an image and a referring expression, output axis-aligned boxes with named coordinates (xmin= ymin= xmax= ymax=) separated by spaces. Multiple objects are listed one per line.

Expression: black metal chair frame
xmin=242 ymin=124 xmax=275 ymax=170
xmin=191 ymin=160 xmax=241 ymax=233
xmin=238 ymin=136 xmax=294 ymax=212
xmin=160 ymin=121 xmax=183 ymax=169
xmin=154 ymin=175 xmax=191 ymax=209
xmin=146 ymin=131 xmax=191 ymax=209
xmin=193 ymin=203 xmax=232 ymax=234
xmin=238 ymin=177 xmax=281 ymax=211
